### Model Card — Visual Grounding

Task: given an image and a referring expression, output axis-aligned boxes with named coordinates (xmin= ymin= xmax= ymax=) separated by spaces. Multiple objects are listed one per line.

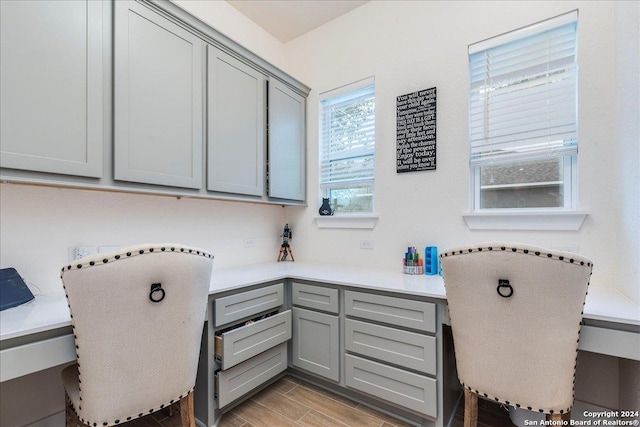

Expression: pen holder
xmin=424 ymin=246 xmax=438 ymax=275
xmin=403 ymin=246 xmax=423 ymax=275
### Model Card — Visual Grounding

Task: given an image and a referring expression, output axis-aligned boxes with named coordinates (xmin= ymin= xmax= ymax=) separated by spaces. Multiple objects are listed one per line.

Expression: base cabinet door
xmin=292 ymin=307 xmax=339 ymax=382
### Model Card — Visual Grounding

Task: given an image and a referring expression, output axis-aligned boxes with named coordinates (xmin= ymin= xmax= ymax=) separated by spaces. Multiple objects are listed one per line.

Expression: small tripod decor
xmin=277 ymin=224 xmax=295 ymax=262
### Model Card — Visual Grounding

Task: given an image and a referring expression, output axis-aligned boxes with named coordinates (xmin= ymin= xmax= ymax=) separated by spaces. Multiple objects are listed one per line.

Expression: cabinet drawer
xmin=215 ymin=283 xmax=284 ymax=327
xmin=345 ymin=319 xmax=436 ymax=375
xmin=216 ymin=342 xmax=288 ymax=408
xmin=215 ymin=310 xmax=291 ymax=370
xmin=292 ymin=283 xmax=339 ymax=314
xmin=345 ymin=354 xmax=437 ymax=418
xmin=345 ymin=291 xmax=436 ymax=333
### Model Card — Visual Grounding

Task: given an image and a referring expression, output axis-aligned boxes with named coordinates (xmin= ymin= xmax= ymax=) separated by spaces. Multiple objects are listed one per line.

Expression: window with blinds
xmin=320 ymin=77 xmax=375 ymax=213
xmin=469 ymin=10 xmax=578 ymax=210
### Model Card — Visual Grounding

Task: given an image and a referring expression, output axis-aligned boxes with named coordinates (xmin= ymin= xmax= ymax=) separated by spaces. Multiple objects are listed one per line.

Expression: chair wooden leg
xmin=547 ymin=411 xmax=571 ymax=422
xmin=464 ymin=389 xmax=478 ymax=427
xmin=179 ymin=393 xmax=195 ymax=427
xmin=65 ymin=393 xmax=83 ymax=427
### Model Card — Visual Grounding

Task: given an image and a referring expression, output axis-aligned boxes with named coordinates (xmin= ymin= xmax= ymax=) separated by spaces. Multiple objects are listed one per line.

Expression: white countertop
xmin=2 ymin=261 xmax=638 ymax=342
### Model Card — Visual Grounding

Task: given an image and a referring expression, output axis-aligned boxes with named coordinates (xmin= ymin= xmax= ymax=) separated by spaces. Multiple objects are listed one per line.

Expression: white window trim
xmin=315 ymin=214 xmax=379 ymax=229
xmin=463 ymin=211 xmax=587 ymax=231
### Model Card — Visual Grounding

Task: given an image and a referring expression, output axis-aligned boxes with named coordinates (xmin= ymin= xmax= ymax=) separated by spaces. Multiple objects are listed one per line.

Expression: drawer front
xmin=345 ymin=354 xmax=437 ymax=418
xmin=216 ymin=310 xmax=291 ymax=370
xmin=292 ymin=307 xmax=339 ymax=381
xmin=345 ymin=291 xmax=436 ymax=333
xmin=216 ymin=342 xmax=287 ymax=408
xmin=292 ymin=282 xmax=339 ymax=314
xmin=215 ymin=283 xmax=284 ymax=327
xmin=345 ymin=319 xmax=437 ymax=375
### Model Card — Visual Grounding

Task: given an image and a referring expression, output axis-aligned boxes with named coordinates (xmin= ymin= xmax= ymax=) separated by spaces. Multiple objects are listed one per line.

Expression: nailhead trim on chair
xmin=66 ymin=388 xmax=194 ymax=427
xmin=61 ymin=245 xmax=213 ymax=277
xmin=61 ymin=245 xmax=212 ymax=427
xmin=441 ymin=243 xmax=592 ymax=415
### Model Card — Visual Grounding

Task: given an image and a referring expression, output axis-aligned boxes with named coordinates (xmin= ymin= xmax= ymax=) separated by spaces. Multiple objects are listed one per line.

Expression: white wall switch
xmin=244 ymin=238 xmax=256 ymax=248
xmin=71 ymin=246 xmax=98 ymax=261
xmin=360 ymin=240 xmax=374 ymax=250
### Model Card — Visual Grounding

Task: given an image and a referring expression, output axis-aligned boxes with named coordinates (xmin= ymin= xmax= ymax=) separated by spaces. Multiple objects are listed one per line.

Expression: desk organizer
xmin=403 ymin=247 xmax=424 ymax=275
xmin=424 ymin=246 xmax=439 ymax=275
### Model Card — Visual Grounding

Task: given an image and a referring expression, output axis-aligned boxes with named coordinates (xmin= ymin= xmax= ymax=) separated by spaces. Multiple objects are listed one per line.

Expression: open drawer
xmin=214 ymin=310 xmax=291 ymax=370
xmin=215 ymin=342 xmax=288 ymax=408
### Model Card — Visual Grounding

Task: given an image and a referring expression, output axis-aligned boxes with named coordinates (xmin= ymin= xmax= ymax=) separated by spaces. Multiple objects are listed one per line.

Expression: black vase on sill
xmin=319 ymin=198 xmax=334 ymax=216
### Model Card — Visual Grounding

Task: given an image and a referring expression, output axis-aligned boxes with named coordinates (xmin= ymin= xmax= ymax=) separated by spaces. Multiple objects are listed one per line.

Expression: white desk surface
xmin=2 ymin=261 xmax=639 ymax=342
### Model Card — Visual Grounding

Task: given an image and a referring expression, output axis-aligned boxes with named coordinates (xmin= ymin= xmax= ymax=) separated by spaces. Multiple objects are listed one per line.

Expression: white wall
xmin=614 ymin=0 xmax=640 ymax=305
xmin=172 ymin=0 xmax=286 ymax=70
xmin=0 ymin=184 xmax=286 ymax=293
xmin=283 ymin=0 xmax=638 ymax=302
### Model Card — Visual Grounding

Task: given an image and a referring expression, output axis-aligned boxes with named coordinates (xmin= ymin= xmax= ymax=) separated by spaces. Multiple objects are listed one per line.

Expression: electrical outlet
xmin=244 ymin=238 xmax=256 ymax=248
xmin=360 ymin=240 xmax=374 ymax=250
xmin=71 ymin=246 xmax=98 ymax=261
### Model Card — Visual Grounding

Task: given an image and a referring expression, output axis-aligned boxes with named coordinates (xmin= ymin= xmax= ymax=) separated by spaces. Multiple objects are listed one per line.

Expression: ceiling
xmin=226 ymin=0 xmax=369 ymax=43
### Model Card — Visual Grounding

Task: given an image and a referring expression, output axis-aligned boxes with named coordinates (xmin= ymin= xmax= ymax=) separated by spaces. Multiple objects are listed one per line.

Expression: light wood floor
xmin=128 ymin=374 xmax=514 ymax=427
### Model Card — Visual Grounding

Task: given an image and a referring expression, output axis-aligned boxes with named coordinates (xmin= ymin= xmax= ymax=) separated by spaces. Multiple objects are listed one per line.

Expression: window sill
xmin=463 ymin=211 xmax=587 ymax=231
xmin=315 ymin=215 xmax=379 ymax=229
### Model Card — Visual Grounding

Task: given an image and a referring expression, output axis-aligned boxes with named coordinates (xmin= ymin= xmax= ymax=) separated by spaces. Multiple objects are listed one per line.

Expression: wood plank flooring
xmin=129 ymin=375 xmax=514 ymax=427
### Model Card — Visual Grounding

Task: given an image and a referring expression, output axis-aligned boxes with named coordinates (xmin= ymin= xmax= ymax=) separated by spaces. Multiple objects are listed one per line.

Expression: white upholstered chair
xmin=440 ymin=243 xmax=592 ymax=426
xmin=60 ymin=244 xmax=213 ymax=427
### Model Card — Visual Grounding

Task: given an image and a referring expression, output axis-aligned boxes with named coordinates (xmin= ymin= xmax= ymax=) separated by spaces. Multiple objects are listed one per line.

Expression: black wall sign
xmin=396 ymin=87 xmax=436 ymax=173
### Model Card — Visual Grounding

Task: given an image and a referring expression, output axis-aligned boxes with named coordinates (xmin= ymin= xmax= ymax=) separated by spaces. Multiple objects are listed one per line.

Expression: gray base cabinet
xmin=291 ymin=307 xmax=340 ymax=382
xmin=344 ymin=290 xmax=439 ymax=419
xmin=114 ymin=0 xmax=203 ymax=189
xmin=200 ymin=281 xmax=447 ymax=427
xmin=0 ymin=0 xmax=105 ymax=178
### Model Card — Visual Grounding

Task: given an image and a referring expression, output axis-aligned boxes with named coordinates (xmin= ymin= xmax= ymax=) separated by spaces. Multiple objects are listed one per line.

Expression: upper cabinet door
xmin=0 ymin=0 xmax=104 ymax=178
xmin=207 ymin=45 xmax=266 ymax=196
xmin=268 ymin=80 xmax=306 ymax=201
xmin=114 ymin=1 xmax=203 ymax=189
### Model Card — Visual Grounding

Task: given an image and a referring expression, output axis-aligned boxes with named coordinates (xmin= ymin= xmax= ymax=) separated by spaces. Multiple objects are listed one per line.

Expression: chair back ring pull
xmin=149 ymin=283 xmax=165 ymax=303
xmin=497 ymin=279 xmax=513 ymax=298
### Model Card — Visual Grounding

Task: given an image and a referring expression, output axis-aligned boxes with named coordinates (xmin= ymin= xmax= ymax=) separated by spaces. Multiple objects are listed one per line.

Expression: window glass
xmin=320 ymin=78 xmax=375 ymax=214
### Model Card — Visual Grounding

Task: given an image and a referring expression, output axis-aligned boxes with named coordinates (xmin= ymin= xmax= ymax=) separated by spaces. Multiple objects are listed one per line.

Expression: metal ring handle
xmin=149 ymin=283 xmax=165 ymax=303
xmin=497 ymin=279 xmax=513 ymax=298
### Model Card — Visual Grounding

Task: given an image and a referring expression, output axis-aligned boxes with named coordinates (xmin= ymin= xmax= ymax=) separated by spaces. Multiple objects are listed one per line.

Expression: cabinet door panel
xmin=0 ymin=0 xmax=103 ymax=177
xmin=268 ymin=80 xmax=305 ymax=201
xmin=208 ymin=46 xmax=265 ymax=196
xmin=292 ymin=307 xmax=339 ymax=382
xmin=114 ymin=1 xmax=202 ymax=189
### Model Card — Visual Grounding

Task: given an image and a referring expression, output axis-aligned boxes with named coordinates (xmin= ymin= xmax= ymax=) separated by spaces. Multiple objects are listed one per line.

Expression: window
xmin=469 ymin=11 xmax=578 ymax=211
xmin=320 ymin=77 xmax=375 ymax=214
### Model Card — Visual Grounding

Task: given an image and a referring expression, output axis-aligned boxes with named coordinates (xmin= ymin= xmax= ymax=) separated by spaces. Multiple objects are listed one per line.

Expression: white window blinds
xmin=469 ymin=10 xmax=578 ymax=167
xmin=320 ymin=78 xmax=375 ymax=191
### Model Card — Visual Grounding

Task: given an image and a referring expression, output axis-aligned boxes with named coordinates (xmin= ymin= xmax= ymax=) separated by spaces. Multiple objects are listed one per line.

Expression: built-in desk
xmin=2 ymin=261 xmax=639 ymax=383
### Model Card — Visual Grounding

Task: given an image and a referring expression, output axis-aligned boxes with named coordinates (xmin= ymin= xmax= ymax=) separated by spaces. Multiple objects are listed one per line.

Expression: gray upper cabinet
xmin=0 ymin=0 xmax=104 ymax=178
xmin=268 ymin=80 xmax=306 ymax=201
xmin=114 ymin=1 xmax=203 ymax=189
xmin=207 ymin=46 xmax=266 ymax=196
